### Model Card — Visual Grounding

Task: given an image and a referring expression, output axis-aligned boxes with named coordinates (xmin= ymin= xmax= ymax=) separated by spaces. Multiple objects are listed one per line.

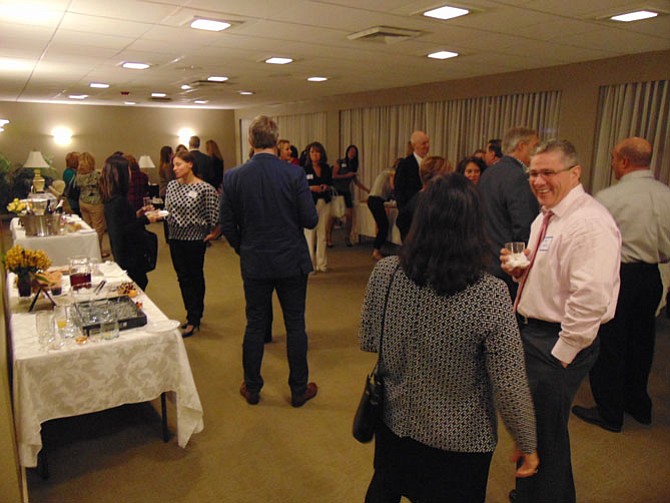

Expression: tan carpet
xmin=19 ymin=222 xmax=670 ymax=502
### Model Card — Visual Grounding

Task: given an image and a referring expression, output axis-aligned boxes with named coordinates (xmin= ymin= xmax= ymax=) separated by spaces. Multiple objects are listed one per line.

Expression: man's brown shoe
xmin=291 ymin=382 xmax=318 ymax=407
xmin=240 ymin=382 xmax=259 ymax=405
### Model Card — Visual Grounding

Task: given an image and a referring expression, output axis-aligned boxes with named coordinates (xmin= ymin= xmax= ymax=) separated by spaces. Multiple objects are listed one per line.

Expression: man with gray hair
xmin=214 ymin=115 xmax=319 ymax=407
xmin=573 ymin=137 xmax=670 ymax=432
xmin=393 ymin=130 xmax=430 ymax=210
xmin=501 ymin=139 xmax=621 ymax=502
xmin=479 ymin=126 xmax=540 ymax=300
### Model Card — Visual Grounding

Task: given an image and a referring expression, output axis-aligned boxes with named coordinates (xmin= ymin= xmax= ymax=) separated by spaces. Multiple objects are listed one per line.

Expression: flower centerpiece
xmin=7 ymin=198 xmax=27 ymax=215
xmin=2 ymin=244 xmax=52 ymax=297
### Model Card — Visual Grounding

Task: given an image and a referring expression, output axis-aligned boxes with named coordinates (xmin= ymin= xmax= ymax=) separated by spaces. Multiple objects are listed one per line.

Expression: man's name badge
xmin=539 ymin=236 xmax=553 ymax=251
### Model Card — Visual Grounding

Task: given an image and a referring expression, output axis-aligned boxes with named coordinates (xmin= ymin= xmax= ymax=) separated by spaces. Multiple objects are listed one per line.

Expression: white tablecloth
xmin=10 ymin=216 xmax=102 ymax=266
xmin=354 ymin=202 xmax=401 ymax=245
xmin=9 ymin=271 xmax=204 ymax=468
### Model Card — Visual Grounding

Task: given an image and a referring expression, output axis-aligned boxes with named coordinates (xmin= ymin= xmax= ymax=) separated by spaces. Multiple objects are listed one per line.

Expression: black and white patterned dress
xmin=360 ymin=256 xmax=536 ymax=454
xmin=165 ymin=180 xmax=219 ymax=240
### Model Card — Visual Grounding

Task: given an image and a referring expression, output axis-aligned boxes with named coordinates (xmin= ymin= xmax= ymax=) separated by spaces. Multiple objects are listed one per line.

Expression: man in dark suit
xmin=214 ymin=115 xmax=319 ymax=408
xmin=478 ymin=126 xmax=539 ymax=300
xmin=393 ymin=130 xmax=429 ymax=210
xmin=189 ymin=135 xmax=215 ymax=186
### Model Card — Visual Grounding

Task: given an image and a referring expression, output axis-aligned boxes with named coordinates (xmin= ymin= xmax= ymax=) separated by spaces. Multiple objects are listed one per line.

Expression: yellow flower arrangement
xmin=7 ymin=198 xmax=27 ymax=214
xmin=2 ymin=244 xmax=51 ymax=275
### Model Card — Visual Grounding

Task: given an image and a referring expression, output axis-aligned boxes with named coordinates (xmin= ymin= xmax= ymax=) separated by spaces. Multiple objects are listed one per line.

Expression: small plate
xmin=146 ymin=319 xmax=180 ymax=333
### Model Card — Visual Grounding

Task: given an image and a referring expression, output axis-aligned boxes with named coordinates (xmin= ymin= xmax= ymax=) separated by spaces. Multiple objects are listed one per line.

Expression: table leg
xmin=161 ymin=392 xmax=169 ymax=442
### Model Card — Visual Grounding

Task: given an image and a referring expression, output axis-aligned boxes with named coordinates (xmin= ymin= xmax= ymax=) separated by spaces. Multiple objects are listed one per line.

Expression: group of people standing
xmin=361 ymin=126 xmax=670 ymax=502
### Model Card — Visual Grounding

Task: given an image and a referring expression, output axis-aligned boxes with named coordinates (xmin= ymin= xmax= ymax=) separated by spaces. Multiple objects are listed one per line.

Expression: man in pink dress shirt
xmin=501 ymin=139 xmax=621 ymax=503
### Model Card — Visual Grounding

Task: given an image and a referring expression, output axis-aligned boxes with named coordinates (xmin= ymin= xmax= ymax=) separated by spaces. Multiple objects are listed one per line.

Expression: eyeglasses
xmin=528 ymin=164 xmax=577 ymax=179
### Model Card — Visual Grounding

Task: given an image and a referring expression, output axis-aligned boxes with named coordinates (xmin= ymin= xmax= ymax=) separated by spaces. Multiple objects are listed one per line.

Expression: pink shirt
xmin=517 ymin=185 xmax=621 ymax=363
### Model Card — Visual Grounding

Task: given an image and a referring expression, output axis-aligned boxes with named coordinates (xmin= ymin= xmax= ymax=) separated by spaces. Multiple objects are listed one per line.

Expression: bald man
xmin=393 ymin=131 xmax=429 ymax=210
xmin=573 ymin=137 xmax=670 ymax=432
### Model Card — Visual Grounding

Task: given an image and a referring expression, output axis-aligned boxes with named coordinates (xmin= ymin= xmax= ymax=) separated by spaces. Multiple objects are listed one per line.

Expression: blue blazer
xmin=219 ymin=153 xmax=318 ymax=278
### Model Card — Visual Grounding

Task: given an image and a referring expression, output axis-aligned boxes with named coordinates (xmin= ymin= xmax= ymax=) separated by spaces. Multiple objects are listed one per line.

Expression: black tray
xmin=75 ymin=296 xmax=147 ymax=335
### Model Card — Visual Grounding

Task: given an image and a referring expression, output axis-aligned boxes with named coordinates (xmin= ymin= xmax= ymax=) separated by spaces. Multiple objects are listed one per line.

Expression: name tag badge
xmin=306 ymin=174 xmax=314 ymax=180
xmin=539 ymin=236 xmax=553 ymax=252
xmin=187 ymin=190 xmax=198 ymax=199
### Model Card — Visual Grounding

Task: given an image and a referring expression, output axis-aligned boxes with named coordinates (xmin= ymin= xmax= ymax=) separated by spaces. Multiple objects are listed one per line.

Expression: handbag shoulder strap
xmin=376 ymin=263 xmax=401 ymax=373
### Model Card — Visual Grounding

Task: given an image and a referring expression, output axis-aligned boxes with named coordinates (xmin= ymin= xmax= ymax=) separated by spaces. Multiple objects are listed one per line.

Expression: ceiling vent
xmin=347 ymin=26 xmax=423 ymax=44
xmin=190 ymin=80 xmax=230 ymax=87
xmin=150 ymin=96 xmax=172 ymax=102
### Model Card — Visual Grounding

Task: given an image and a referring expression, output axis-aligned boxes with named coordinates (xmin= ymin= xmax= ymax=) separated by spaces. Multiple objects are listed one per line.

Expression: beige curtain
xmin=341 ymin=91 xmax=561 ymax=188
xmin=591 ymin=80 xmax=670 ymax=193
xmin=272 ymin=112 xmax=328 ymax=154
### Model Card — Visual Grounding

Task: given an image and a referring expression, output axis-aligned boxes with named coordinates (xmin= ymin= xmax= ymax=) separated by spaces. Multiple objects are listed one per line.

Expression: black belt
xmin=516 ymin=314 xmax=561 ymax=331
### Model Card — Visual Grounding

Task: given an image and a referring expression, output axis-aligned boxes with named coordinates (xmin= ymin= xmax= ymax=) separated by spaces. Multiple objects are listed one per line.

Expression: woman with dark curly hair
xmin=360 ymin=173 xmax=538 ymax=502
xmin=302 ymin=141 xmax=332 ymax=272
xmin=456 ymin=156 xmax=487 ymax=185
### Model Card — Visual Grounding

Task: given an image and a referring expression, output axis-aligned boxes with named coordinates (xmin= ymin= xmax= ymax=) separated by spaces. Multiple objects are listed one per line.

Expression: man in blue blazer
xmin=213 ymin=115 xmax=319 ymax=408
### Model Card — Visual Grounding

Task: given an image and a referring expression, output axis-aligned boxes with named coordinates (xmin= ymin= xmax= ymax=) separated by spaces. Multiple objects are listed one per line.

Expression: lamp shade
xmin=24 ymin=150 xmax=49 ymax=168
xmin=138 ymin=155 xmax=155 ymax=168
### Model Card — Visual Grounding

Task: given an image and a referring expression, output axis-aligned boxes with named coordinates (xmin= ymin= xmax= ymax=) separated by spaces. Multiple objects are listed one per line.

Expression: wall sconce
xmin=52 ymin=126 xmax=72 ymax=146
xmin=24 ymin=150 xmax=49 ymax=193
xmin=178 ymin=128 xmax=195 ymax=146
xmin=0 ymin=119 xmax=8 ymax=132
xmin=138 ymin=155 xmax=155 ymax=169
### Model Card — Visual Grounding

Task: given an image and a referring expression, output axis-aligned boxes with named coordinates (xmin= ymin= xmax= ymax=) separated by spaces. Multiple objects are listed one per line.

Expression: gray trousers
xmin=516 ymin=320 xmax=599 ymax=503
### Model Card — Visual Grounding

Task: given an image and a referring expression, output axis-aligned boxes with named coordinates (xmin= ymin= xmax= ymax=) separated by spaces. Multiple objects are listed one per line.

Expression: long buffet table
xmin=8 ymin=266 xmax=204 ymax=468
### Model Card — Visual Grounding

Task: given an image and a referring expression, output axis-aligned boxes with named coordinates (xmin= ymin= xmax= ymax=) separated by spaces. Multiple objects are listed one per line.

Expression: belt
xmin=516 ymin=314 xmax=561 ymax=331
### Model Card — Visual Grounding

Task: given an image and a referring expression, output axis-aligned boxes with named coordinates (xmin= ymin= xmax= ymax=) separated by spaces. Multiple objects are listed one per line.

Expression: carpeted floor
xmin=16 ymin=222 xmax=670 ymax=502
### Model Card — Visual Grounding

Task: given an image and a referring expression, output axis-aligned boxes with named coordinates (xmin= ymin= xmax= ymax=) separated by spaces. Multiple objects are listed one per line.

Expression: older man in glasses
xmin=501 ymin=139 xmax=621 ymax=503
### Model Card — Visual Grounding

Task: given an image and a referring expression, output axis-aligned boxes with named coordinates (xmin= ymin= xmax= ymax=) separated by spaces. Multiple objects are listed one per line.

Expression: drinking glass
xmin=69 ymin=255 xmax=92 ymax=291
xmin=36 ymin=311 xmax=54 ymax=351
xmin=504 ymin=242 xmax=530 ymax=268
xmin=99 ymin=302 xmax=119 ymax=340
xmin=143 ymin=196 xmax=152 ymax=208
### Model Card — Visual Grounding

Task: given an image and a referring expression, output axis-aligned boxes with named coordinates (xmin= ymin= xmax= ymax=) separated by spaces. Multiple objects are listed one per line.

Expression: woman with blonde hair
xmin=75 ymin=151 xmax=107 ymax=255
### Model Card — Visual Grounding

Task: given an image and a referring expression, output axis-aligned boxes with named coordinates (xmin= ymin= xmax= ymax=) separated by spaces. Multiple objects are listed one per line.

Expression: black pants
xmin=589 ymin=262 xmax=662 ymax=425
xmin=169 ymin=239 xmax=207 ymax=326
xmin=515 ymin=321 xmax=598 ymax=503
xmin=365 ymin=423 xmax=493 ymax=503
xmin=242 ymin=274 xmax=309 ymax=397
xmin=367 ymin=196 xmax=389 ymax=250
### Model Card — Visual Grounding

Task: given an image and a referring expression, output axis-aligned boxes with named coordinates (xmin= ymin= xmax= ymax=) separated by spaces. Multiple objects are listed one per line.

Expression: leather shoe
xmin=625 ymin=408 xmax=651 ymax=425
xmin=572 ymin=406 xmax=621 ymax=432
xmin=240 ymin=382 xmax=259 ymax=405
xmin=291 ymin=382 xmax=317 ymax=407
xmin=508 ymin=489 xmax=517 ymax=502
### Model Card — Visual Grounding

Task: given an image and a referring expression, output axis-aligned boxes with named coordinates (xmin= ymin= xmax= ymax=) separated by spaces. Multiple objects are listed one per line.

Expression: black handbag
xmin=353 ymin=264 xmax=399 ymax=443
xmin=142 ymin=229 xmax=158 ymax=272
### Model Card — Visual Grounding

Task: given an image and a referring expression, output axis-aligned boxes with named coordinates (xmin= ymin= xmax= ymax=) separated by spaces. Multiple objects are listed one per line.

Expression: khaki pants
xmin=79 ymin=201 xmax=106 ymax=250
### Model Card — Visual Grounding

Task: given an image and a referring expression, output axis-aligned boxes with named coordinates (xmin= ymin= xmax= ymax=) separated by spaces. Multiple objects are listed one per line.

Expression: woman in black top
xmin=303 ymin=141 xmax=332 ymax=272
xmin=99 ymin=154 xmax=159 ymax=290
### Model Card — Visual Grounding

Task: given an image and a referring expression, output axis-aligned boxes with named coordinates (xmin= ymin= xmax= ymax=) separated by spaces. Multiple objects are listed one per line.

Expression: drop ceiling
xmin=1 ymin=0 xmax=669 ymax=109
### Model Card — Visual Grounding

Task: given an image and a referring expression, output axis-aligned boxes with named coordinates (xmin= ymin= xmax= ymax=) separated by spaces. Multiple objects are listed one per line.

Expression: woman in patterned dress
xmin=165 ymin=150 xmax=219 ymax=337
xmin=360 ymin=173 xmax=539 ymax=502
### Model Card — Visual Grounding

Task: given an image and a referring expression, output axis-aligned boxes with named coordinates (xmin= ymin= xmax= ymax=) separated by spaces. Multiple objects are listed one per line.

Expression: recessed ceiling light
xmin=423 ymin=6 xmax=469 ymax=20
xmin=239 ymin=91 xmax=254 ymax=95
xmin=307 ymin=76 xmax=328 ymax=82
xmin=194 ymin=100 xmax=208 ymax=104
xmin=68 ymin=94 xmax=88 ymax=100
xmin=89 ymin=82 xmax=109 ymax=89
xmin=427 ymin=50 xmax=459 ymax=60
xmin=122 ymin=62 xmax=150 ymax=70
xmin=265 ymin=57 xmax=293 ymax=65
xmin=124 ymin=101 xmax=136 ymax=105
xmin=0 ymin=57 xmax=32 ymax=71
xmin=610 ymin=10 xmax=658 ymax=22
xmin=207 ymin=76 xmax=228 ymax=82
xmin=190 ymin=18 xmax=231 ymax=32
xmin=181 ymin=84 xmax=192 ymax=90
xmin=0 ymin=119 xmax=9 ymax=126
xmin=151 ymin=92 xmax=167 ymax=98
